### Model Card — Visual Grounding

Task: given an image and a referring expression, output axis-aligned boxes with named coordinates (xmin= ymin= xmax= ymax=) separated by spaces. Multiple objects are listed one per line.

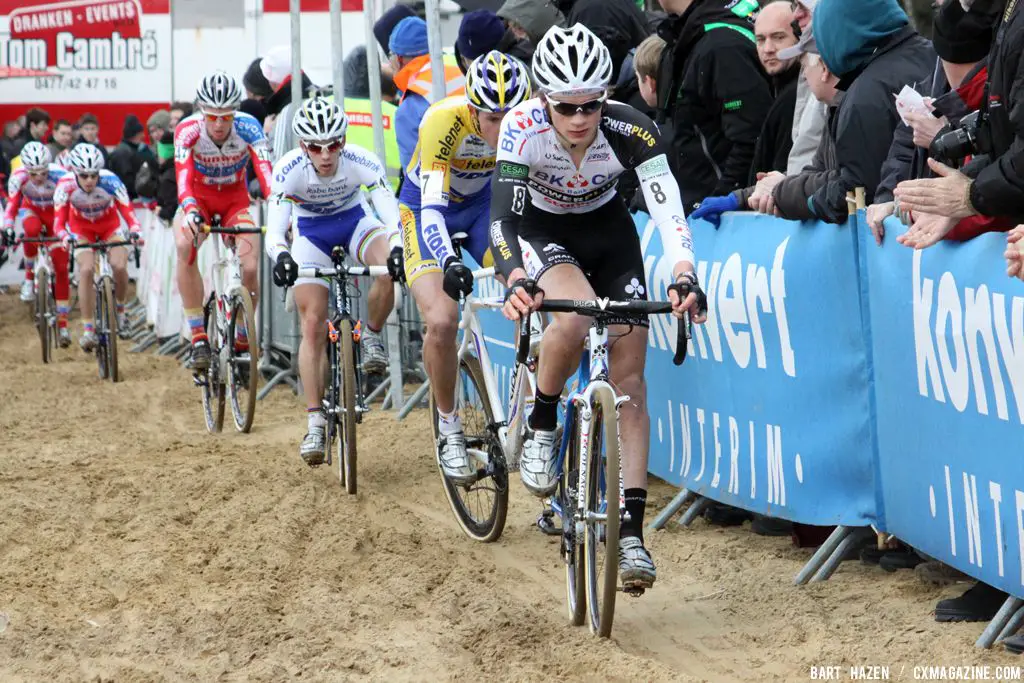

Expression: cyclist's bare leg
xmin=108 ymin=246 xmax=129 ymax=304
xmin=173 ymin=211 xmax=206 ymax=311
xmin=239 ymin=233 xmax=260 ymax=308
xmin=608 ymin=325 xmax=650 ymax=490
xmin=362 ymin=235 xmax=395 ymax=332
xmin=534 ymin=263 xmax=592 ymax=397
xmin=410 ymin=272 xmax=458 ymax=413
xmin=295 ymin=283 xmax=329 ymax=411
xmin=77 ymin=249 xmax=96 ymax=321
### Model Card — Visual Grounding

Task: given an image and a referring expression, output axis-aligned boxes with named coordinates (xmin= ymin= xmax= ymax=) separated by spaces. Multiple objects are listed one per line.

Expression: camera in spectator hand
xmin=929 ymin=109 xmax=992 ymax=164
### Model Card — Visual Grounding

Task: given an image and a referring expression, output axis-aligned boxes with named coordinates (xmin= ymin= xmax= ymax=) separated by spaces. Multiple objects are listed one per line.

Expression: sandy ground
xmin=1 ymin=292 xmax=1021 ymax=683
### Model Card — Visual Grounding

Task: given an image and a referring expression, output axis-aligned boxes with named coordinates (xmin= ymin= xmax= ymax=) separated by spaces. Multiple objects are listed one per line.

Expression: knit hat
xmin=243 ymin=57 xmax=274 ymax=99
xmin=146 ymin=109 xmax=170 ymax=133
xmin=457 ymin=10 xmax=506 ymax=61
xmin=813 ymin=0 xmax=907 ymax=76
xmin=497 ymin=0 xmax=565 ymax=44
xmin=260 ymin=45 xmax=293 ymax=87
xmin=374 ymin=5 xmax=416 ymax=55
xmin=389 ymin=16 xmax=429 ymax=57
xmin=122 ymin=114 xmax=144 ymax=140
xmin=931 ymin=0 xmax=998 ymax=64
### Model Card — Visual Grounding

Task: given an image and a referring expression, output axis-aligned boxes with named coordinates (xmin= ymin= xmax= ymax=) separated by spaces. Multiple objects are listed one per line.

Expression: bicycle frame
xmin=453 ymin=269 xmax=544 ymax=469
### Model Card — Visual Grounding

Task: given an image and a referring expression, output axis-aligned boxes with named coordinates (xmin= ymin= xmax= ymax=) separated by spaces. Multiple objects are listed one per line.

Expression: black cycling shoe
xmin=935 ymin=582 xmax=1008 ymax=622
xmin=189 ymin=339 xmax=212 ymax=373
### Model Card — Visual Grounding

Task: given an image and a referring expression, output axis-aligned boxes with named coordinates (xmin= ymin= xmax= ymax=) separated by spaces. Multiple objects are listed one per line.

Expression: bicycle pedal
xmin=536 ymin=510 xmax=561 ymax=536
xmin=620 ymin=584 xmax=647 ymax=598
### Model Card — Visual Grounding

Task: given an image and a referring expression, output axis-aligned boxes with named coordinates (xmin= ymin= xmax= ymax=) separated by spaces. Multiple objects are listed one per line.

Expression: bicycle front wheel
xmin=336 ymin=318 xmax=358 ymax=494
xmin=560 ymin=403 xmax=585 ymax=626
xmin=227 ymin=289 xmax=258 ymax=433
xmin=200 ymin=296 xmax=226 ymax=434
xmin=583 ymin=394 xmax=621 ymax=638
xmin=36 ymin=269 xmax=52 ymax=364
xmin=430 ymin=354 xmax=508 ymax=543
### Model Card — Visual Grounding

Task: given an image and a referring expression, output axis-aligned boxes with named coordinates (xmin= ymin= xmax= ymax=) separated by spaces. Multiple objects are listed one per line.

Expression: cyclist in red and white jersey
xmin=173 ymin=71 xmax=273 ymax=370
xmin=3 ymin=143 xmax=75 ymax=346
xmin=55 ymin=144 xmax=141 ymax=351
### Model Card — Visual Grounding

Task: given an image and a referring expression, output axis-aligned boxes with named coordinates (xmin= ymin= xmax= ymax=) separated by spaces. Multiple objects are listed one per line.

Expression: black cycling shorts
xmin=518 ymin=198 xmax=649 ymax=326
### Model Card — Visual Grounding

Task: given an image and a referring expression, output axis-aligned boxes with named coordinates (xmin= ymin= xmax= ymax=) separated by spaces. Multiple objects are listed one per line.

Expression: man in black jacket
xmin=108 ymin=115 xmax=155 ymax=201
xmin=655 ymin=0 xmax=773 ymax=211
xmin=749 ymin=0 xmax=800 ymax=183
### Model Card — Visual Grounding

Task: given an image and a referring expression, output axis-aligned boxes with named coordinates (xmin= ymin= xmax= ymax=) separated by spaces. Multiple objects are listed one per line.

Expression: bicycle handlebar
xmin=297 ymin=264 xmax=390 ymax=279
xmin=516 ymin=298 xmax=690 ymax=367
xmin=201 ymin=225 xmax=266 ymax=235
xmin=72 ymin=239 xmax=141 ymax=250
xmin=16 ymin=236 xmax=63 ymax=245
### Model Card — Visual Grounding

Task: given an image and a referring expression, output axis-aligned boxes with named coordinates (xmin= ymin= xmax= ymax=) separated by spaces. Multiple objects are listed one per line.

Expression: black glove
xmin=667 ymin=272 xmax=708 ymax=317
xmin=505 ymin=277 xmax=541 ymax=302
xmin=1 ymin=227 xmax=14 ymax=247
xmin=273 ymin=252 xmax=298 ymax=288
xmin=129 ymin=230 xmax=142 ymax=244
xmin=387 ymin=245 xmax=405 ymax=283
xmin=442 ymin=259 xmax=474 ymax=301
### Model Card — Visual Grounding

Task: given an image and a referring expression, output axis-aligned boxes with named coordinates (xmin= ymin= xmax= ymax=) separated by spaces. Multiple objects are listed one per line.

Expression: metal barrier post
xmin=330 ymin=0 xmax=344 ymax=98
xmin=978 ymin=597 xmax=1024 ymax=649
xmin=386 ymin=282 xmax=404 ymax=412
xmin=648 ymin=489 xmax=695 ymax=531
xmin=423 ymin=0 xmax=446 ymax=103
xmin=290 ymin=0 xmax=302 ymax=106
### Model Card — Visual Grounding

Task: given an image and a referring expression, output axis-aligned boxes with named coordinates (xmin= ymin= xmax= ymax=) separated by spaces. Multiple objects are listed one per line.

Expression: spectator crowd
xmin=2 ymin=0 xmax=1023 ymax=650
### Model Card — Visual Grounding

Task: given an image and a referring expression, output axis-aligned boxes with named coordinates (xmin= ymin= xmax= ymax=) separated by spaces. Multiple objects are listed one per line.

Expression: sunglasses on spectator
xmin=76 ymin=172 xmax=99 ymax=180
xmin=202 ymin=110 xmax=235 ymax=123
xmin=304 ymin=140 xmax=344 ymax=154
xmin=546 ymin=94 xmax=607 ymax=117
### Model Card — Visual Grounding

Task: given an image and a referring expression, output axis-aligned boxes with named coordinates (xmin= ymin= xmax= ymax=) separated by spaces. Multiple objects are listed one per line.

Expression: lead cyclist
xmin=489 ymin=24 xmax=708 ymax=589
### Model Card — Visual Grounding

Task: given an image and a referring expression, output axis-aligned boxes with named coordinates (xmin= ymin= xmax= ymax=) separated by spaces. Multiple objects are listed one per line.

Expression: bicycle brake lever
xmin=672 ymin=311 xmax=690 ymax=366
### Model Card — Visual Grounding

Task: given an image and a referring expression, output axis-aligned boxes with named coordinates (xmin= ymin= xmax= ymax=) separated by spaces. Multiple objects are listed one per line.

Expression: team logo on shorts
xmin=624 ymin=278 xmax=645 ymax=299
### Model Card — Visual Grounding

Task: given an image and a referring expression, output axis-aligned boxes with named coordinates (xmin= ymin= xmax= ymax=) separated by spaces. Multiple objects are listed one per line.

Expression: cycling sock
xmin=437 ymin=409 xmax=462 ymax=437
xmin=83 ymin=320 xmax=94 ymax=334
xmin=57 ymin=302 xmax=70 ymax=328
xmin=307 ymin=407 xmax=326 ymax=430
xmin=621 ymin=488 xmax=648 ymax=542
xmin=365 ymin=323 xmax=382 ymax=335
xmin=116 ymin=303 xmax=126 ymax=319
xmin=185 ymin=308 xmax=206 ymax=342
xmin=24 ymin=262 xmax=34 ymax=281
xmin=529 ymin=390 xmax=560 ymax=432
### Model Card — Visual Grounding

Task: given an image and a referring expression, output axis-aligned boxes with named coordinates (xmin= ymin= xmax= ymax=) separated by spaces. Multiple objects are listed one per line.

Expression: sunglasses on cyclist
xmin=202 ymin=110 xmax=235 ymax=123
xmin=546 ymin=94 xmax=607 ymax=117
xmin=304 ymin=140 xmax=344 ymax=154
xmin=76 ymin=172 xmax=99 ymax=180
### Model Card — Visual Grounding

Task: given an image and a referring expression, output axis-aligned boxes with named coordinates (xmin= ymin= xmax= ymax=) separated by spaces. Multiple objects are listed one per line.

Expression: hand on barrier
xmin=1006 ymin=225 xmax=1024 ymax=281
xmin=893 ymin=158 xmax=977 ymax=220
xmin=866 ymin=201 xmax=895 ymax=245
xmin=895 ymin=211 xmax=958 ymax=250
xmin=273 ymin=252 xmax=298 ymax=288
xmin=690 ymin=194 xmax=739 ymax=228
xmin=667 ymin=272 xmax=708 ymax=324
xmin=502 ymin=274 xmax=543 ymax=321
xmin=442 ymin=259 xmax=474 ymax=302
xmin=387 ymin=246 xmax=405 ymax=283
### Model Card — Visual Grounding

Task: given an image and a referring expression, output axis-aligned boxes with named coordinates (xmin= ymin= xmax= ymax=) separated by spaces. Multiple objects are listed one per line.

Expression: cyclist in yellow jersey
xmin=401 ymin=51 xmax=531 ymax=482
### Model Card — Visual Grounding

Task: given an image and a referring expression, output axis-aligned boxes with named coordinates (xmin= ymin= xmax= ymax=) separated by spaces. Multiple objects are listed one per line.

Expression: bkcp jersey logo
xmin=1 ymin=0 xmax=157 ymax=72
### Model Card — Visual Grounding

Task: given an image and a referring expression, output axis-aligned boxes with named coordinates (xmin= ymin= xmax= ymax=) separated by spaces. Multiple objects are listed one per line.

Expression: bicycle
xmin=427 ymin=233 xmax=548 ymax=543
xmin=17 ymin=235 xmax=65 ymax=363
xmin=72 ymin=238 xmax=142 ymax=383
xmin=296 ymin=247 xmax=390 ymax=495
xmin=521 ymin=298 xmax=689 ymax=637
xmin=193 ymin=217 xmax=264 ymax=434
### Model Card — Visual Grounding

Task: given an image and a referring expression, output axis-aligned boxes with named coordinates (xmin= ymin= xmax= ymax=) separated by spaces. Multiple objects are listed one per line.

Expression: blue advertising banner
xmin=640 ymin=212 xmax=878 ymax=527
xmin=866 ymin=217 xmax=1024 ymax=599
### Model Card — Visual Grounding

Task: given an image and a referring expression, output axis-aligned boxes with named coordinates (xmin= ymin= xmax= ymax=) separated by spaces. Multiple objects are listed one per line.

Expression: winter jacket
xmin=748 ymin=63 xmax=799 ymax=183
xmin=969 ymin=1 xmax=1024 ymax=221
xmin=655 ymin=0 xmax=773 ymax=210
xmin=109 ymin=139 xmax=155 ymax=200
xmin=787 ymin=75 xmax=828 ymax=174
xmin=768 ymin=25 xmax=935 ymax=223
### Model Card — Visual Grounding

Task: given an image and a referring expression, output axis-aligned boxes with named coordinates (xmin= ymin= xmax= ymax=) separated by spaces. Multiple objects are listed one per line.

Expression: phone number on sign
xmin=810 ymin=665 xmax=1024 ymax=680
xmin=34 ymin=76 xmax=119 ymax=91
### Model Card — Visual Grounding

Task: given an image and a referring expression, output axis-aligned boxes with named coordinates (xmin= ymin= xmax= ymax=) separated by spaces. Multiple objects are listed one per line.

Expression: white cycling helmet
xmin=68 ymin=144 xmax=105 ymax=172
xmin=292 ymin=96 xmax=348 ymax=141
xmin=196 ymin=71 xmax=243 ymax=110
xmin=466 ymin=51 xmax=532 ymax=112
xmin=532 ymin=24 xmax=612 ymax=97
xmin=20 ymin=141 xmax=52 ymax=171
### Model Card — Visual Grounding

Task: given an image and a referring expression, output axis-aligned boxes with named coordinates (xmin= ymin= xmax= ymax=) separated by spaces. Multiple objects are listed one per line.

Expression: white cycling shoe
xmin=520 ymin=426 xmax=559 ymax=497
xmin=618 ymin=536 xmax=657 ymax=589
xmin=360 ymin=327 xmax=388 ymax=375
xmin=300 ymin=425 xmax=326 ymax=466
xmin=438 ymin=431 xmax=475 ymax=483
xmin=19 ymin=280 xmax=34 ymax=302
xmin=79 ymin=330 xmax=97 ymax=352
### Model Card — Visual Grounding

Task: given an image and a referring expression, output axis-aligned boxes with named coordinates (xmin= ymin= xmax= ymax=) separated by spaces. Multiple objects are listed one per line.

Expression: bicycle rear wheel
xmin=227 ymin=289 xmax=258 ymax=433
xmin=583 ymin=397 xmax=621 ymax=638
xmin=336 ymin=318 xmax=358 ymax=494
xmin=430 ymin=354 xmax=508 ymax=543
xmin=560 ymin=402 xmax=586 ymax=626
xmin=200 ymin=296 xmax=226 ymax=433
xmin=36 ymin=270 xmax=52 ymax=364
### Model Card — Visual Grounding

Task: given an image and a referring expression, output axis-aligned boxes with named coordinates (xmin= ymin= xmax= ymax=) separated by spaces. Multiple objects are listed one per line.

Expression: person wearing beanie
xmin=497 ymin=0 xmax=564 ymax=45
xmin=453 ymin=10 xmax=533 ymax=73
xmin=373 ymin=4 xmax=417 ymax=55
xmin=146 ymin=109 xmax=171 ymax=156
xmin=243 ymin=57 xmax=273 ymax=101
xmin=108 ymin=114 xmax=154 ymax=200
xmin=390 ymin=16 xmax=466 ymax=171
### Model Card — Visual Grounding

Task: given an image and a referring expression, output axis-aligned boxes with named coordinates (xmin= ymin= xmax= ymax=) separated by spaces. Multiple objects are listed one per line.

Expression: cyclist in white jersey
xmin=266 ymin=97 xmax=404 ymax=465
xmin=488 ymin=24 xmax=708 ymax=589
